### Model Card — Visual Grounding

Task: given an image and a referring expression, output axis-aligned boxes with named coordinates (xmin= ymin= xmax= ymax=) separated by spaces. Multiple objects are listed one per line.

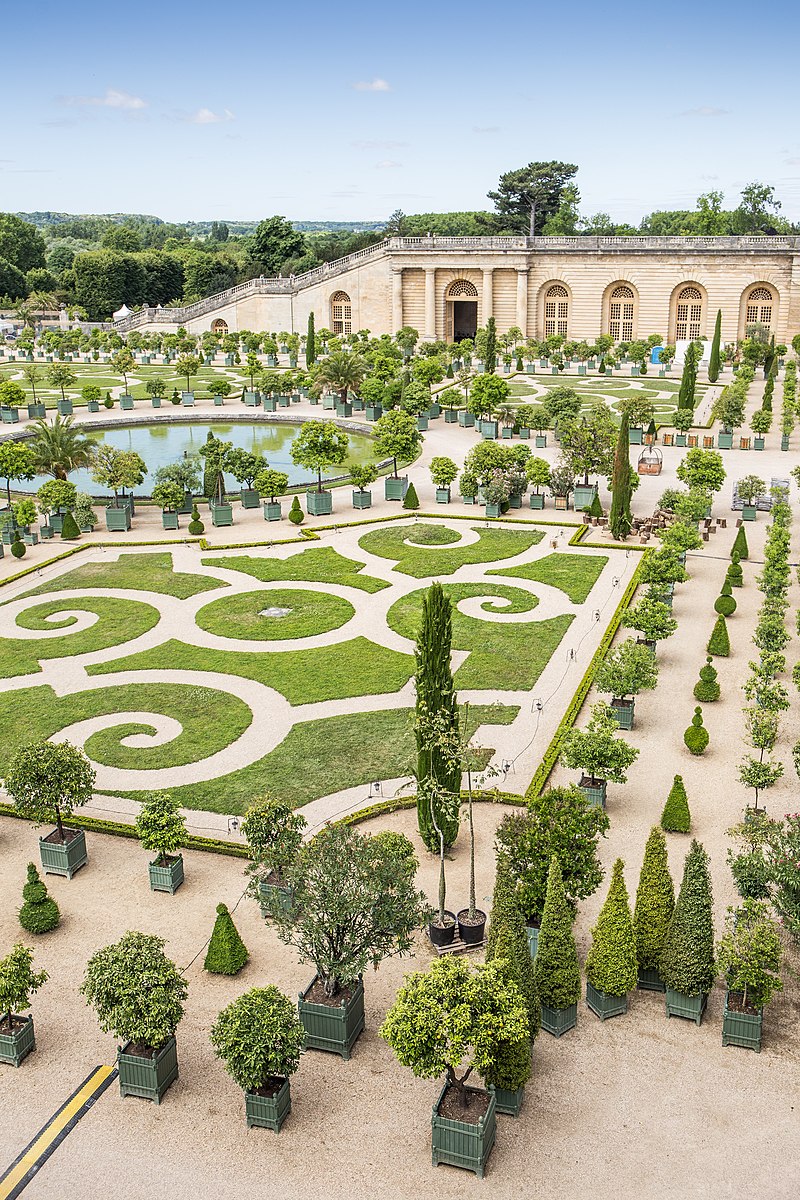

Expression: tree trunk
xmin=54 ymin=800 xmax=65 ymax=843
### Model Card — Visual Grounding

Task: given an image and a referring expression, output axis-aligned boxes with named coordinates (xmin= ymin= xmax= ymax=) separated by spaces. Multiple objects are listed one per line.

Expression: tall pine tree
xmin=609 ymin=412 xmax=632 ymax=539
xmin=415 ymin=582 xmax=460 ymax=851
xmin=708 ymin=309 xmax=722 ymax=382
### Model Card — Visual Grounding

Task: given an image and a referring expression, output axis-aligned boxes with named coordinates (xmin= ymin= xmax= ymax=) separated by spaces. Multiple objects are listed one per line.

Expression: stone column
xmin=424 ymin=268 xmax=436 ymax=340
xmin=391 ymin=268 xmax=404 ymax=333
xmin=516 ymin=269 xmax=528 ymax=334
xmin=482 ymin=268 xmax=494 ymax=323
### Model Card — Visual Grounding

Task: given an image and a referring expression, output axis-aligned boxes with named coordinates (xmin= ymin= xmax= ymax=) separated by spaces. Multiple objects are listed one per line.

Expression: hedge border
xmin=337 ymin=788 xmax=526 ymax=827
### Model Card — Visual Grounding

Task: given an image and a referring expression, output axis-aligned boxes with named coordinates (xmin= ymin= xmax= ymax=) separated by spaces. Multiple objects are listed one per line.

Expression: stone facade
xmin=117 ymin=236 xmax=800 ymax=345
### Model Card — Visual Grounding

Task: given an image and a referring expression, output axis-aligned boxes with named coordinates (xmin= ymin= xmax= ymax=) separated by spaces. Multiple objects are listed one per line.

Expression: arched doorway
xmin=543 ymin=283 xmax=570 ymax=337
xmin=331 ymin=291 xmax=352 ymax=336
xmin=446 ymin=279 xmax=478 ymax=342
xmin=211 ymin=318 xmax=229 ymax=335
xmin=605 ymin=283 xmax=637 ymax=342
xmin=671 ymin=284 xmax=706 ymax=342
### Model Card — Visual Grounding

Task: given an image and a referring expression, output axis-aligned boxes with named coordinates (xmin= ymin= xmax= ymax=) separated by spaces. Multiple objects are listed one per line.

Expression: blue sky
xmin=4 ymin=0 xmax=800 ymax=225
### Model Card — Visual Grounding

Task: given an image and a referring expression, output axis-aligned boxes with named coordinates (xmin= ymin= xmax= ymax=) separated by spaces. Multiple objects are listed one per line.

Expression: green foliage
xmin=0 ymin=943 xmax=48 ymax=1017
xmin=560 ymin=701 xmax=639 ymax=784
xmin=633 ymin=828 xmax=674 ymax=971
xmin=372 ymin=409 xmax=421 ymax=476
xmin=241 ymin=794 xmax=305 ymax=887
xmin=707 ymin=615 xmax=731 ymax=656
xmin=708 ymin=309 xmax=721 ymax=383
xmin=714 ymin=592 xmax=737 ymax=617
xmin=683 ymin=707 xmax=709 ymax=755
xmin=764 ymin=813 xmax=800 ymax=941
xmin=60 ymin=510 xmax=81 ymax=540
xmin=151 ymin=481 xmax=184 ymax=513
xmin=534 ymin=857 xmax=581 ymax=1010
xmin=676 ymin=447 xmax=725 ymax=494
xmin=660 ymin=840 xmax=715 ymax=995
xmin=81 ymin=931 xmax=188 ymax=1048
xmin=414 ymin=583 xmax=460 ymax=852
xmin=429 ymin=456 xmax=459 ymax=488
xmin=661 ymin=775 xmax=691 ymax=834
xmin=585 ymin=859 xmax=637 ymax=996
xmin=10 ymin=533 xmax=25 ymax=559
xmin=402 ymin=481 xmax=419 ymax=510
xmin=188 ymin=505 xmax=205 ymax=535
xmin=731 ymin=526 xmax=748 ymax=560
xmin=621 ymin=595 xmax=677 ymax=643
xmin=134 ymin=790 xmax=187 ymax=862
xmin=485 ymin=859 xmax=540 ymax=1042
xmin=380 ymin=956 xmax=528 ymax=1096
xmin=204 ymin=903 xmax=249 ymax=976
xmin=211 ymin=985 xmax=303 ymax=1091
xmin=5 ymin=740 xmax=95 ymax=839
xmin=609 ymin=413 xmax=632 ymax=539
xmin=693 ymin=656 xmax=720 ymax=702
xmin=715 ymin=900 xmax=783 ymax=1009
xmin=288 ymin=496 xmax=304 ymax=525
xmin=595 ymin=637 xmax=658 ymax=700
xmin=18 ymin=863 xmax=60 ymax=934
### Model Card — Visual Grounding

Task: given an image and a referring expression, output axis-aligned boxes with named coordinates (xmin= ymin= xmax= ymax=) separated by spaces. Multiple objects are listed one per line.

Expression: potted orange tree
xmin=133 ymin=790 xmax=187 ymax=894
xmin=5 ymin=741 xmax=95 ymax=880
xmin=0 ymin=944 xmax=48 ymax=1067
xmin=560 ymin=701 xmax=639 ymax=809
xmin=242 ymin=794 xmax=306 ymax=916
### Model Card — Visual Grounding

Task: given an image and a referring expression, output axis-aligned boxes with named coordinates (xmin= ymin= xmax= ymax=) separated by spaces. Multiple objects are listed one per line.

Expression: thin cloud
xmin=473 ymin=125 xmax=500 ymax=134
xmin=784 ymin=157 xmax=800 ymax=166
xmin=188 ymin=107 xmax=235 ymax=125
xmin=375 ymin=160 xmax=401 ymax=169
xmin=353 ymin=78 xmax=391 ymax=92
xmin=678 ymin=106 xmax=729 ymax=117
xmin=61 ymin=88 xmax=146 ymax=110
xmin=351 ymin=139 xmax=407 ymax=149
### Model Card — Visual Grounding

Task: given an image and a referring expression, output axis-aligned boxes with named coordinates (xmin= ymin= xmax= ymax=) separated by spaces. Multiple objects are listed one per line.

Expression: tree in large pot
xmin=594 ymin=637 xmax=659 ymax=729
xmin=0 ymin=944 xmax=47 ymax=1067
xmin=211 ymin=986 xmax=305 ymax=1132
xmin=373 ymin=409 xmax=421 ymax=500
xmin=380 ymin=956 xmax=528 ymax=1177
xmin=152 ymin=481 xmax=185 ymax=530
xmin=91 ymin=444 xmax=147 ymax=511
xmin=225 ymin=447 xmax=268 ymax=509
xmin=715 ymin=898 xmax=783 ymax=1052
xmin=584 ymin=858 xmax=638 ymax=1020
xmin=255 ymin=467 xmax=289 ymax=521
xmin=81 ymin=931 xmax=188 ymax=1103
xmin=133 ymin=790 xmax=188 ymax=894
xmin=5 ymin=740 xmax=95 ymax=880
xmin=263 ymin=823 xmax=429 ymax=1058
xmin=290 ymin=418 xmax=349 ymax=515
xmin=534 ymin=857 xmax=581 ymax=1036
xmin=659 ymin=839 xmax=715 ymax=1024
xmin=560 ymin=701 xmax=639 ymax=809
xmin=621 ymin=593 xmax=677 ymax=653
xmin=632 ymin=826 xmax=675 ymax=992
xmin=241 ymin=794 xmax=306 ymax=915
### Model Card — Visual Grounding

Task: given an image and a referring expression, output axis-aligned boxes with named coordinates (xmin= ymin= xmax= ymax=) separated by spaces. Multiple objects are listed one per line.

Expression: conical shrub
xmin=585 ymin=859 xmax=637 ymax=997
xmin=731 ymin=525 xmax=749 ymax=560
xmin=18 ymin=863 xmax=60 ymax=934
xmin=486 ymin=852 xmax=518 ymax=958
xmin=487 ymin=892 xmax=540 ymax=1040
xmin=60 ymin=510 xmax=81 ymax=539
xmin=693 ymin=657 xmax=720 ymax=702
xmin=403 ymin=481 xmax=420 ymax=510
xmin=481 ymin=1020 xmax=532 ymax=1096
xmin=707 ymin=616 xmax=730 ymax=656
xmin=633 ymin=828 xmax=675 ymax=971
xmin=288 ymin=496 xmax=304 ymax=525
xmin=683 ymin=707 xmax=709 ymax=756
xmin=661 ymin=776 xmax=691 ymax=833
xmin=659 ymin=840 xmax=715 ymax=996
xmin=204 ymin=903 xmax=249 ymax=975
xmin=720 ymin=578 xmax=733 ymax=597
xmin=534 ymin=857 xmax=580 ymax=1012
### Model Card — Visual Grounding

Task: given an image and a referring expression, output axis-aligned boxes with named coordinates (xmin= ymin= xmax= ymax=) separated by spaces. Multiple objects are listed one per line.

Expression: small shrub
xmin=402 ymin=481 xmax=420 ymax=510
xmin=714 ymin=593 xmax=737 ymax=617
xmin=103 ymin=396 xmax=114 ymax=409
xmin=18 ymin=863 xmax=60 ymax=934
xmin=204 ymin=903 xmax=249 ymax=975
xmin=683 ymin=707 xmax=709 ymax=756
xmin=587 ymin=492 xmax=603 ymax=518
xmin=707 ymin=616 xmax=731 ymax=656
xmin=661 ymin=776 xmax=691 ymax=833
xmin=731 ymin=525 xmax=749 ymax=560
xmin=288 ymin=496 xmax=304 ymax=525
xmin=693 ymin=656 xmax=720 ymax=702
xmin=60 ymin=510 xmax=81 ymax=540
xmin=10 ymin=533 xmax=25 ymax=559
xmin=720 ymin=578 xmax=732 ymax=597
xmin=188 ymin=505 xmax=205 ymax=535
xmin=727 ymin=551 xmax=743 ymax=588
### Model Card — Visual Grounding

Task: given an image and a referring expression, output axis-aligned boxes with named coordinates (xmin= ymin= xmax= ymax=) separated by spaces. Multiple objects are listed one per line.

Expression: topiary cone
xmin=585 ymin=858 xmax=637 ymax=999
xmin=534 ymin=857 xmax=580 ymax=1013
xmin=633 ymin=827 xmax=675 ymax=971
xmin=731 ymin=525 xmax=748 ymax=560
xmin=707 ymin=615 xmax=730 ymax=656
xmin=659 ymin=839 xmax=715 ymax=997
xmin=661 ymin=776 xmax=691 ymax=833
xmin=403 ymin=481 xmax=420 ymax=510
xmin=204 ymin=903 xmax=249 ymax=975
xmin=60 ymin=510 xmax=81 ymax=540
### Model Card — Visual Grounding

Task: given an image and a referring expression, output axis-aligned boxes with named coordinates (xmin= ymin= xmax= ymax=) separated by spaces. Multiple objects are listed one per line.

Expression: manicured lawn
xmin=0 ymin=682 xmax=252 ymax=772
xmin=195 ymin=587 xmax=356 ymax=641
xmin=202 ymin=548 xmax=389 ymax=593
xmin=490 ymin=552 xmax=609 ymax=604
xmin=87 ymin=636 xmax=415 ymax=705
xmin=23 ymin=553 xmax=225 ymax=600
xmin=0 ymin=596 xmax=161 ymax=678
xmin=106 ymin=703 xmax=519 ymax=813
xmin=387 ymin=583 xmax=573 ymax=689
xmin=358 ymin=524 xmax=544 ymax=578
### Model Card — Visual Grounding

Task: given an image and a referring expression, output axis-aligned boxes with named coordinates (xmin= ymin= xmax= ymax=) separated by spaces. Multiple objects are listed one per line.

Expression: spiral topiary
xmin=683 ymin=708 xmax=709 ymax=756
xmin=18 ymin=863 xmax=60 ymax=933
xmin=661 ymin=776 xmax=691 ymax=833
xmin=693 ymin=657 xmax=720 ymax=702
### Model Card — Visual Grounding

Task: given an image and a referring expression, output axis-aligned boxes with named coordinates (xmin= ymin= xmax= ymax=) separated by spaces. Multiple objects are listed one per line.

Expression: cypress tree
xmin=486 ymin=863 xmax=540 ymax=1040
xmin=633 ymin=828 xmax=674 ymax=973
xmin=677 ymin=344 xmax=698 ymax=409
xmin=486 ymin=852 xmax=518 ymax=958
xmin=660 ymin=839 xmax=715 ymax=997
xmin=707 ymin=615 xmax=731 ymax=656
xmin=708 ymin=309 xmax=722 ymax=382
xmin=693 ymin=656 xmax=720 ymax=702
xmin=18 ymin=863 xmax=60 ymax=934
xmin=660 ymin=775 xmax=691 ymax=833
xmin=585 ymin=858 xmax=637 ymax=999
xmin=485 ymin=317 xmax=497 ymax=374
xmin=402 ymin=481 xmax=419 ymax=510
xmin=731 ymin=525 xmax=749 ymax=560
xmin=534 ymin=857 xmax=581 ymax=1013
xmin=306 ymin=311 xmax=316 ymax=367
xmin=609 ymin=412 xmax=632 ymax=539
xmin=414 ymin=582 xmax=460 ymax=852
xmin=60 ymin=510 xmax=81 ymax=539
xmin=483 ymin=917 xmax=538 ymax=1097
xmin=204 ymin=903 xmax=249 ymax=975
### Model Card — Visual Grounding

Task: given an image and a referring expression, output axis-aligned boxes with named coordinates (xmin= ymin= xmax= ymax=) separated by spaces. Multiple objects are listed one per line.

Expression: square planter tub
xmin=717 ymin=432 xmax=733 ymax=449
xmin=573 ymin=483 xmax=598 ymax=510
xmin=444 ymin=409 xmax=458 ymax=423
xmin=529 ymin=493 xmax=545 ymax=510
xmin=385 ymin=476 xmax=408 ymax=501
xmin=457 ymin=411 xmax=475 ymax=428
xmin=39 ymin=827 xmax=87 ymax=879
xmin=493 ymin=1082 xmax=525 ymax=1117
xmin=540 ymin=1003 xmax=577 ymax=1038
xmin=579 ymin=777 xmax=607 ymax=809
xmin=258 ymin=877 xmax=294 ymax=916
xmin=352 ymin=490 xmax=372 ymax=509
xmin=722 ymin=992 xmax=762 ymax=1052
xmin=105 ymin=506 xmax=132 ymax=532
xmin=665 ymin=988 xmax=707 ymax=1025
xmin=637 ymin=968 xmax=666 ymax=993
xmin=161 ymin=512 xmax=179 ymax=530
xmin=148 ymin=854 xmax=184 ymax=894
xmin=298 ymin=975 xmax=365 ymax=1059
xmin=306 ymin=490 xmax=333 ymax=517
xmin=610 ymin=698 xmax=635 ymax=729
xmin=0 ymin=1014 xmax=36 ymax=1067
xmin=741 ymin=505 xmax=757 ymax=521
xmin=431 ymin=1083 xmax=496 ymax=1178
xmin=365 ymin=405 xmax=383 ymax=421
xmin=245 ymin=1078 xmax=292 ymax=1131
xmin=118 ymin=1035 xmax=178 ymax=1104
xmin=586 ymin=981 xmax=628 ymax=1020
xmin=240 ymin=488 xmax=260 ymax=510
xmin=435 ymin=487 xmax=451 ymax=504
xmin=210 ymin=503 xmax=234 ymax=527
xmin=263 ymin=502 xmax=282 ymax=521
xmin=525 ymin=922 xmax=539 ymax=960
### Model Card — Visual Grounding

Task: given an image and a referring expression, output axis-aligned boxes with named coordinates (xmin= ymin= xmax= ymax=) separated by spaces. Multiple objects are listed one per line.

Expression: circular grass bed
xmin=194 ymin=587 xmax=356 ymax=641
xmin=402 ymin=523 xmax=462 ymax=546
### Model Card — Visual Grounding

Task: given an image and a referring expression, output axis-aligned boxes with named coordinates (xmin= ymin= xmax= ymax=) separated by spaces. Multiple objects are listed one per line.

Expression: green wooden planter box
xmin=1 ymin=407 xmax=20 ymax=423
xmin=717 ymin=432 xmax=733 ymax=449
xmin=210 ymin=502 xmax=234 ymax=527
xmin=27 ymin=403 xmax=46 ymax=419
xmin=518 ymin=427 xmax=530 ymax=439
xmin=278 ymin=395 xmax=291 ymax=408
xmin=245 ymin=1078 xmax=292 ymax=1131
xmin=573 ymin=483 xmax=598 ymax=509
xmin=501 ymin=426 xmax=514 ymax=439
xmin=444 ymin=409 xmax=458 ymax=423
xmin=0 ymin=1015 xmax=36 ymax=1067
xmin=148 ymin=854 xmax=184 ymax=894
xmin=431 ymin=1084 xmax=496 ymax=1178
xmin=742 ymin=505 xmax=757 ymax=521
xmin=161 ymin=512 xmax=179 ymax=530
xmin=722 ymin=992 xmax=762 ymax=1052
xmin=637 ymin=968 xmax=666 ymax=993
xmin=540 ymin=1002 xmax=577 ymax=1037
xmin=435 ymin=487 xmax=451 ymax=504
xmin=118 ymin=1035 xmax=178 ymax=1104
xmin=675 ymin=433 xmax=687 ymax=447
xmin=753 ymin=437 xmax=765 ymax=451
xmin=351 ymin=398 xmax=365 ymax=412
xmin=428 ymin=403 xmax=441 ymax=418
xmin=458 ymin=411 xmax=475 ymax=428
xmin=493 ymin=1082 xmax=525 ymax=1116
xmin=508 ymin=494 xmax=522 ymax=509
xmin=240 ymin=488 xmax=260 ymax=509
xmin=610 ymin=698 xmax=635 ymax=729
xmin=40 ymin=525 xmax=54 ymax=540
xmin=243 ymin=391 xmax=261 ymax=407
xmin=352 ymin=490 xmax=372 ymax=509
xmin=781 ymin=434 xmax=790 ymax=451
xmin=364 ymin=404 xmax=382 ymax=421
xmin=461 ymin=494 xmax=476 ymax=504
xmin=87 ymin=400 xmax=100 ymax=413
xmin=629 ymin=427 xmax=643 ymax=444
xmin=263 ymin=502 xmax=282 ymax=521
xmin=416 ymin=415 xmax=429 ymax=431
xmin=485 ymin=502 xmax=502 ymax=518
xmin=385 ymin=475 xmax=408 ymax=501
xmin=179 ymin=493 xmax=194 ymax=515
xmin=57 ymin=399 xmax=73 ymax=415
xmin=586 ymin=980 xmax=628 ymax=1021
xmin=481 ymin=420 xmax=498 ymax=440
xmin=322 ymin=394 xmax=335 ymax=410
xmin=306 ymin=490 xmax=333 ymax=516
xmin=665 ymin=988 xmax=707 ymax=1025
xmin=525 ymin=922 xmax=539 ymax=959
xmin=39 ymin=827 xmax=87 ymax=879
xmin=213 ymin=395 xmax=225 ymax=406
xmin=298 ymin=975 xmax=365 ymax=1059
xmin=534 ymin=435 xmax=547 ymax=448
xmin=181 ymin=392 xmax=195 ymax=407
xmin=579 ymin=778 xmax=607 ymax=809
xmin=258 ymin=878 xmax=294 ymax=915
xmin=263 ymin=396 xmax=277 ymax=412
xmin=105 ymin=505 xmax=132 ymax=532
xmin=151 ymin=397 xmax=162 ymax=409
xmin=119 ymin=395 xmax=134 ymax=411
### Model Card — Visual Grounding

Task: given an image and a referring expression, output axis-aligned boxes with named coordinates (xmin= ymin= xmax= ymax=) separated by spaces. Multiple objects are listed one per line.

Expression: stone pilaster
xmin=424 ymin=268 xmax=436 ymax=340
xmin=482 ymin=268 xmax=494 ymax=323
xmin=392 ymin=268 xmax=404 ymax=333
xmin=516 ymin=269 xmax=529 ymax=335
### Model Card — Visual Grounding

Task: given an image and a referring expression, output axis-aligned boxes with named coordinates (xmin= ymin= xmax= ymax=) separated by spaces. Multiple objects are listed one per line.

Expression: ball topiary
xmin=727 ymin=551 xmax=743 ymax=588
xmin=288 ymin=495 xmax=304 ymax=525
xmin=10 ymin=532 xmax=25 ymax=558
xmin=707 ymin=615 xmax=730 ymax=657
xmin=693 ymin=656 xmax=720 ymax=702
xmin=731 ymin=525 xmax=749 ymax=560
xmin=204 ymin=903 xmax=249 ymax=975
xmin=660 ymin=776 xmax=691 ymax=833
xmin=103 ymin=395 xmax=114 ymax=409
xmin=188 ymin=505 xmax=205 ymax=535
xmin=714 ymin=593 xmax=736 ymax=617
xmin=19 ymin=862 xmax=60 ymax=933
xmin=402 ymin=481 xmax=420 ymax=510
xmin=683 ymin=707 xmax=709 ymax=756
xmin=60 ymin=510 xmax=81 ymax=540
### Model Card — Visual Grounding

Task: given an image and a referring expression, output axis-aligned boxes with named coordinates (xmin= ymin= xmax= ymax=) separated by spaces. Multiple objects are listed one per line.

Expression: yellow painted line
xmin=0 ymin=1065 xmax=114 ymax=1200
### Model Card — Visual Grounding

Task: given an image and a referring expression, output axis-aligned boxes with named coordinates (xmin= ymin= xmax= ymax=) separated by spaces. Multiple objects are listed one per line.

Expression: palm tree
xmin=497 ymin=403 xmax=516 ymax=430
xmin=29 ymin=415 xmax=96 ymax=480
xmin=312 ymin=350 xmax=369 ymax=404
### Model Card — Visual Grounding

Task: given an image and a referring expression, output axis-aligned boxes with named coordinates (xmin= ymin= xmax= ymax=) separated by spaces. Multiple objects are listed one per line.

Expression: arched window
xmin=675 ymin=286 xmax=704 ymax=341
xmin=609 ymin=285 xmax=635 ymax=341
xmin=544 ymin=284 xmax=569 ymax=336
xmin=331 ymin=291 xmax=352 ymax=336
xmin=446 ymin=279 xmax=478 ymax=298
xmin=211 ymin=318 xmax=228 ymax=335
xmin=745 ymin=286 xmax=774 ymax=329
